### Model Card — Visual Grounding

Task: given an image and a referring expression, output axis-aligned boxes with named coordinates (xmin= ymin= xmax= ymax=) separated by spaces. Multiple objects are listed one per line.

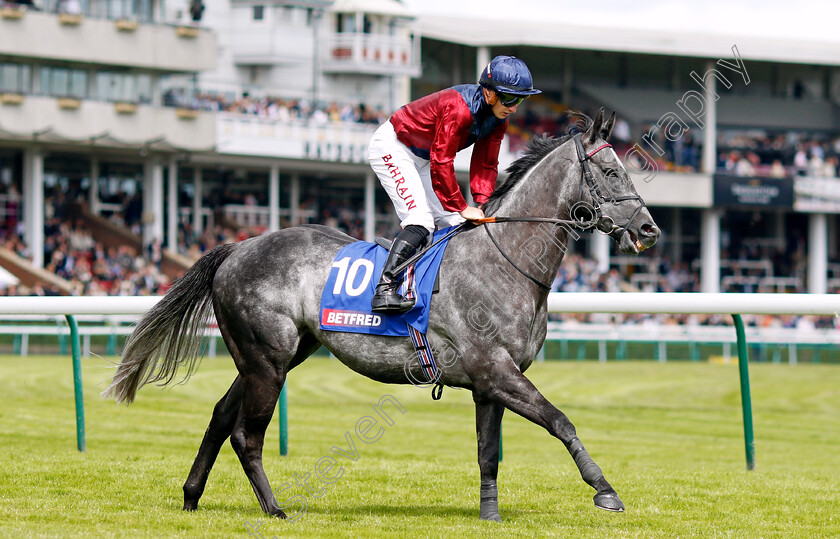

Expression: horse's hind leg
xmin=224 ymin=323 xmax=321 ymax=517
xmin=230 ymin=372 xmax=286 ymax=517
xmin=474 ymin=397 xmax=504 ymax=521
xmin=472 ymin=359 xmax=624 ymax=513
xmin=183 ymin=376 xmax=244 ymax=511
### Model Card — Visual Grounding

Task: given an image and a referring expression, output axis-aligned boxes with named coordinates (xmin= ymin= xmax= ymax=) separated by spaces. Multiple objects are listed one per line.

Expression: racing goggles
xmin=495 ymin=91 xmax=527 ymax=107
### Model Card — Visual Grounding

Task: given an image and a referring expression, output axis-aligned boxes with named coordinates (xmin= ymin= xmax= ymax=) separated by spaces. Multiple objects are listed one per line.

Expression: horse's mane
xmin=483 ymin=111 xmax=593 ymax=214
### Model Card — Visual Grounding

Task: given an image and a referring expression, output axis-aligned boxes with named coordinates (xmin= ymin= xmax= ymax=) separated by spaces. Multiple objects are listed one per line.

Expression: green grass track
xmin=1 ymin=355 xmax=838 ymax=538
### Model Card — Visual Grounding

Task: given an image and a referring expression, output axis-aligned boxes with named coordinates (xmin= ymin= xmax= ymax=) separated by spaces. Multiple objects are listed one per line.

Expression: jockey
xmin=368 ymin=55 xmax=541 ymax=313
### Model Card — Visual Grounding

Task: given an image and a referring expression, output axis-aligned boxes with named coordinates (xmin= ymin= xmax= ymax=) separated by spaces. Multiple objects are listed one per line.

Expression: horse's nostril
xmin=641 ymin=223 xmax=660 ymax=237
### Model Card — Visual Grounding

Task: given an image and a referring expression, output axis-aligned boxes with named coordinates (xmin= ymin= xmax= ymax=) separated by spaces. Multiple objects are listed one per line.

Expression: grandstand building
xmin=0 ymin=0 xmax=838 ymax=297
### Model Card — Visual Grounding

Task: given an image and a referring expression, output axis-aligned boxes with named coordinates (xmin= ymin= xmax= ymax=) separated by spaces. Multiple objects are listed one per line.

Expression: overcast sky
xmin=401 ymin=0 xmax=840 ymax=43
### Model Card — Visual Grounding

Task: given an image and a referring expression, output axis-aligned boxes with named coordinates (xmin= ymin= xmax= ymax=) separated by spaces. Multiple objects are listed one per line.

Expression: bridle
xmin=478 ymin=133 xmax=647 ymax=290
xmin=392 ymin=133 xmax=649 ymax=290
xmin=571 ymin=133 xmax=647 ymax=240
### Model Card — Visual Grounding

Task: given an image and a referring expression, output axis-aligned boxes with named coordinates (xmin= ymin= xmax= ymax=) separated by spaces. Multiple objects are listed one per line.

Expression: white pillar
xmin=476 ymin=47 xmax=491 ymax=78
xmin=143 ymin=160 xmax=151 ymax=245
xmin=589 ymin=233 xmax=610 ymax=274
xmin=167 ymin=158 xmax=178 ymax=251
xmin=23 ymin=149 xmax=44 ymax=269
xmin=395 ymin=74 xmax=411 ymax=109
xmin=364 ymin=172 xmax=375 ymax=242
xmin=143 ymin=158 xmax=164 ymax=247
xmin=702 ymin=60 xmax=717 ymax=174
xmin=269 ymin=165 xmax=280 ymax=232
xmin=290 ymin=173 xmax=300 ymax=226
xmin=153 ymin=162 xmax=165 ymax=244
xmin=700 ymin=209 xmax=721 ymax=293
xmin=192 ymin=168 xmax=203 ymax=235
xmin=808 ymin=213 xmax=828 ymax=294
xmin=89 ymin=158 xmax=100 ymax=215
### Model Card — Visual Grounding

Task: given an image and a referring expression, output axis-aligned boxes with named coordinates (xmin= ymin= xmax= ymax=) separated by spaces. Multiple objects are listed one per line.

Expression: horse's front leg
xmin=471 ymin=359 xmax=624 ymax=512
xmin=474 ymin=397 xmax=505 ymax=521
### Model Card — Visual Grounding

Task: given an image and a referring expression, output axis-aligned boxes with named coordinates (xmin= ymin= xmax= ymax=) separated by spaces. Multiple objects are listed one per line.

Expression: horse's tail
xmin=102 ymin=242 xmax=239 ymax=404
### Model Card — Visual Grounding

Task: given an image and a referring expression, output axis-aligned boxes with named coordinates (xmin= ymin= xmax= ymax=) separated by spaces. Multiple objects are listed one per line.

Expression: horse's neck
xmin=495 ymin=148 xmax=576 ymax=220
xmin=487 ymin=147 xmax=579 ymax=287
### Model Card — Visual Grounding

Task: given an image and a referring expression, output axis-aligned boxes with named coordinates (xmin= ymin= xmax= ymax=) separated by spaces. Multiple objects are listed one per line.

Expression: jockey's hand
xmin=459 ymin=206 xmax=485 ymax=220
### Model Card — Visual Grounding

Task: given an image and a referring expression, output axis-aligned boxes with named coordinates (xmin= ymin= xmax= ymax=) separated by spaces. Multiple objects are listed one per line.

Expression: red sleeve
xmin=429 ymin=100 xmax=473 ymax=213
xmin=469 ymin=120 xmax=506 ymax=206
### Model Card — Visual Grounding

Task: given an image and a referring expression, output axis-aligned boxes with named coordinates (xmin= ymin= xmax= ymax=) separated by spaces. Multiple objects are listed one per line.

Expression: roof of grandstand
xmin=416 ymin=15 xmax=840 ymax=66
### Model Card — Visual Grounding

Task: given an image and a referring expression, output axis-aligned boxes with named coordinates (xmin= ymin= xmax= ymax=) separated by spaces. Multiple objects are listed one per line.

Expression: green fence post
xmin=731 ymin=314 xmax=755 ymax=471
xmin=499 ymin=422 xmax=503 ymax=463
xmin=106 ymin=320 xmax=117 ymax=357
xmin=278 ymin=385 xmax=288 ymax=456
xmin=65 ymin=315 xmax=86 ymax=453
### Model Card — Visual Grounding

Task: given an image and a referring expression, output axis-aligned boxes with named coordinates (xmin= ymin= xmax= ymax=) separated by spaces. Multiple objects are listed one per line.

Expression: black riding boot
xmin=371 ymin=226 xmax=427 ymax=314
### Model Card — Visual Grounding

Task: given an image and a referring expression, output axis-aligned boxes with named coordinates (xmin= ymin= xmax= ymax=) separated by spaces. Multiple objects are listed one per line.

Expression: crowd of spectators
xmin=717 ymin=132 xmax=840 ymax=178
xmin=0 ymin=193 xmax=171 ymax=297
xmin=163 ymin=88 xmax=388 ymax=126
xmin=162 ymin=87 xmax=840 ymax=180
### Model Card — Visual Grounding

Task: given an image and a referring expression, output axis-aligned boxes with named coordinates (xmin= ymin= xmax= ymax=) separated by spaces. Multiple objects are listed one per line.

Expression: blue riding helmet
xmin=479 ymin=56 xmax=542 ymax=96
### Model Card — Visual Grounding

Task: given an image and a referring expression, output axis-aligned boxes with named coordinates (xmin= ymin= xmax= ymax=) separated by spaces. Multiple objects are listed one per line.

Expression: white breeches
xmin=368 ymin=120 xmax=465 ymax=234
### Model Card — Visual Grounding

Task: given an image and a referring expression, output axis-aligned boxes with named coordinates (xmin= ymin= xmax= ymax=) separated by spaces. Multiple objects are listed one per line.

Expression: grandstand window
xmin=100 ymin=0 xmax=152 ymax=22
xmin=39 ymin=67 xmax=87 ymax=99
xmin=336 ymin=13 xmax=356 ymax=33
xmin=0 ymin=63 xmax=30 ymax=94
xmin=95 ymin=72 xmax=152 ymax=104
xmin=779 ymin=65 xmax=824 ymax=100
xmin=252 ymin=5 xmax=264 ymax=20
xmin=283 ymin=5 xmax=308 ymax=26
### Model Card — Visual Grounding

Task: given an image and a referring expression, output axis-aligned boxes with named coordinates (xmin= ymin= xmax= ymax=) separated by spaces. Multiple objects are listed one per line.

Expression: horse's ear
xmin=601 ymin=111 xmax=616 ymax=141
xmin=589 ymin=107 xmax=605 ymax=144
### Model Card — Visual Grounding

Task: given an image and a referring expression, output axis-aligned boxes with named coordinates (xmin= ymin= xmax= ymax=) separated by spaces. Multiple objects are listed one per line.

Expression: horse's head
xmin=571 ymin=108 xmax=660 ymax=255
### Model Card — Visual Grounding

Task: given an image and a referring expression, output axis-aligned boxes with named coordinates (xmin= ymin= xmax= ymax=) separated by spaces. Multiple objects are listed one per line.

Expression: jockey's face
xmin=482 ymin=87 xmax=520 ymax=120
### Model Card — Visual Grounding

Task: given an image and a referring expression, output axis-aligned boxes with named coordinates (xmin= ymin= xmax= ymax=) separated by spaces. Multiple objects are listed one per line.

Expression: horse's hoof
xmin=593 ymin=492 xmax=625 ymax=512
xmin=267 ymin=507 xmax=288 ymax=519
xmin=183 ymin=501 xmax=198 ymax=512
xmin=480 ymin=511 xmax=502 ymax=522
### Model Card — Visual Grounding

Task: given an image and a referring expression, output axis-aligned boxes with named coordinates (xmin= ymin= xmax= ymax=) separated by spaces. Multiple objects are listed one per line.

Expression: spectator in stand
xmin=769 ymin=159 xmax=786 ymax=178
xmin=612 ymin=117 xmax=631 ymax=144
xmin=793 ymin=145 xmax=809 ymax=175
xmin=735 ymin=152 xmax=756 ymax=177
xmin=808 ymin=152 xmax=825 ymax=177
xmin=821 ymin=156 xmax=838 ymax=178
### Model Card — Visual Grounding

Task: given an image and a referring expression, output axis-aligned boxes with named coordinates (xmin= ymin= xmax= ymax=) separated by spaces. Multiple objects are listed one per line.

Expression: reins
xmin=390 ymin=211 xmax=599 ymax=278
xmin=390 ymin=132 xmax=649 ymax=290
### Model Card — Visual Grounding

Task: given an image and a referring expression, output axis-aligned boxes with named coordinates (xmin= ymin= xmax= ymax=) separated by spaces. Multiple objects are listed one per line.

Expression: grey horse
xmin=104 ymin=109 xmax=660 ymax=521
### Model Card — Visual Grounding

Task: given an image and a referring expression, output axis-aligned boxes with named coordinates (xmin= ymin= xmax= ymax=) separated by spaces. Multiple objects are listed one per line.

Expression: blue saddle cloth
xmin=319 ymin=226 xmax=457 ymax=337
